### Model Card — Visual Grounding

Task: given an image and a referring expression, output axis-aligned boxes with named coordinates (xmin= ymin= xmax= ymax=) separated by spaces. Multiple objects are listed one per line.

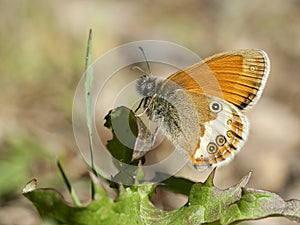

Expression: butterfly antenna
xmin=138 ymin=46 xmax=152 ymax=76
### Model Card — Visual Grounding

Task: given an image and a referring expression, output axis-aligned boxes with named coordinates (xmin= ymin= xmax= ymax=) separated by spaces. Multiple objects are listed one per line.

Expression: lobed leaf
xmin=23 ymin=170 xmax=300 ymax=225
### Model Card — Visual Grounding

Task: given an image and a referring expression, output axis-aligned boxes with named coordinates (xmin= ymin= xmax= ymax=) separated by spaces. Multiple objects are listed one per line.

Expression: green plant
xmin=23 ymin=30 xmax=300 ymax=225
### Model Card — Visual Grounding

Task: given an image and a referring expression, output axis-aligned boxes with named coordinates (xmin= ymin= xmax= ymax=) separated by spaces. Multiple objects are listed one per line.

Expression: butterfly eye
xmin=227 ymin=119 xmax=232 ymax=125
xmin=207 ymin=142 xmax=218 ymax=154
xmin=209 ymin=101 xmax=222 ymax=113
xmin=226 ymin=130 xmax=233 ymax=138
xmin=249 ymin=65 xmax=256 ymax=72
xmin=216 ymin=135 xmax=226 ymax=146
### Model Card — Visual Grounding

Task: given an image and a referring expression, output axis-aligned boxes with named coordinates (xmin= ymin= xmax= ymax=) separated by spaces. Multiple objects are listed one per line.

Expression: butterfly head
xmin=136 ymin=75 xmax=158 ymax=98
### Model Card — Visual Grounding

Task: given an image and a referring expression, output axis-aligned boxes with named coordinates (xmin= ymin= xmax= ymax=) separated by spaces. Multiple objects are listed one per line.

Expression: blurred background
xmin=0 ymin=0 xmax=300 ymax=224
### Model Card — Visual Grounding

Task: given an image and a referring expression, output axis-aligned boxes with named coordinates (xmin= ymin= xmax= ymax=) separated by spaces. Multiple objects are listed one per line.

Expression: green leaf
xmin=185 ymin=170 xmax=300 ymax=224
xmin=157 ymin=173 xmax=195 ymax=196
xmin=188 ymin=169 xmax=251 ymax=223
xmin=23 ymin=178 xmax=117 ymax=225
xmin=104 ymin=106 xmax=147 ymax=185
xmin=23 ymin=177 xmax=157 ymax=225
xmin=104 ymin=106 xmax=139 ymax=164
xmin=24 ymin=169 xmax=300 ymax=225
xmin=222 ymin=188 xmax=300 ymax=224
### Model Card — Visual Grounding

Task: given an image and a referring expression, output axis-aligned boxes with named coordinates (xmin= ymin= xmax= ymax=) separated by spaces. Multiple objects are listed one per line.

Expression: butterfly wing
xmin=148 ymin=88 xmax=249 ymax=171
xmin=183 ymin=91 xmax=249 ymax=171
xmin=167 ymin=49 xmax=270 ymax=112
xmin=140 ymin=49 xmax=269 ymax=170
xmin=157 ymin=49 xmax=268 ymax=170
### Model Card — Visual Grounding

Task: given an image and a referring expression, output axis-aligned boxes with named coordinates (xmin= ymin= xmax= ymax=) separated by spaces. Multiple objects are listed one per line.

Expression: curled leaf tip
xmin=22 ymin=178 xmax=37 ymax=193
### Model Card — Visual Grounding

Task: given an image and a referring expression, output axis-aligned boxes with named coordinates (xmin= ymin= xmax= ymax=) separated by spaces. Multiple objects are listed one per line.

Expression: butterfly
xmin=134 ymin=49 xmax=270 ymax=171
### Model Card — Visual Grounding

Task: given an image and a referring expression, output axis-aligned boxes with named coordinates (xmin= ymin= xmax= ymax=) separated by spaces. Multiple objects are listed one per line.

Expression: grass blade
xmin=57 ymin=160 xmax=81 ymax=206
